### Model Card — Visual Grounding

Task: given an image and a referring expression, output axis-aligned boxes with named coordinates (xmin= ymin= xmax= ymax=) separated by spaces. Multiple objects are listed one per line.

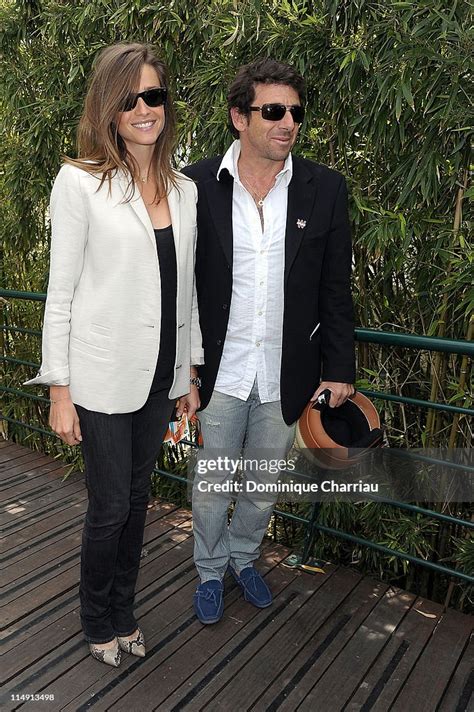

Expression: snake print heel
xmin=117 ymin=628 xmax=146 ymax=657
xmin=89 ymin=639 xmax=122 ymax=667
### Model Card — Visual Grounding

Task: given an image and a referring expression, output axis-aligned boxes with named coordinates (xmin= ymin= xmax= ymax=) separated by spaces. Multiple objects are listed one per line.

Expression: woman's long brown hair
xmin=65 ymin=43 xmax=178 ymax=201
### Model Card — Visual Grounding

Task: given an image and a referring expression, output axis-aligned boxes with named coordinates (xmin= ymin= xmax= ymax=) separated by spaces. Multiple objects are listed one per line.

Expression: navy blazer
xmin=183 ymin=154 xmax=355 ymax=424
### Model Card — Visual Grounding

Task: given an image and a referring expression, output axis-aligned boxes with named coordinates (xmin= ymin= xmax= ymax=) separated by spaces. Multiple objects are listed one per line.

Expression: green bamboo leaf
xmin=395 ymin=89 xmax=402 ymax=121
xmin=339 ymin=53 xmax=352 ymax=70
xmin=401 ymin=79 xmax=414 ymax=110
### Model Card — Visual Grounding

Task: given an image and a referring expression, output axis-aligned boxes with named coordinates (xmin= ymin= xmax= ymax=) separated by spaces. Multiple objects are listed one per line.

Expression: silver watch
xmin=190 ymin=376 xmax=202 ymax=388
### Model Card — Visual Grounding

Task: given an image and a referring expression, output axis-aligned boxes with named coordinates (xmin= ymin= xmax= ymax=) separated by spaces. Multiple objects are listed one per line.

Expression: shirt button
xmin=222 ymin=303 xmax=228 ymax=310
xmin=260 ymin=249 xmax=265 ymax=254
xmin=216 ymin=339 xmax=222 ymax=346
xmin=258 ymin=311 xmax=263 ymax=316
xmin=260 ymin=281 xmax=264 ymax=286
xmin=256 ymin=341 xmax=261 ymax=347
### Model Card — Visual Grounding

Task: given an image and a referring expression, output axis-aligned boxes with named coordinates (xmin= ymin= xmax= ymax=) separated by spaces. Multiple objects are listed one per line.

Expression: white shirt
xmin=214 ymin=140 xmax=292 ymax=403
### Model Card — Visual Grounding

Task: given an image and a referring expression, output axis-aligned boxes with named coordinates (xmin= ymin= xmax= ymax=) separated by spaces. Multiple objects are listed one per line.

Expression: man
xmin=182 ymin=58 xmax=355 ymax=624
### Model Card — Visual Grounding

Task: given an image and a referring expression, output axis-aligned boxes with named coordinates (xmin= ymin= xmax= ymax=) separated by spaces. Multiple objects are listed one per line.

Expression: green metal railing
xmin=1 ymin=289 xmax=473 ymax=587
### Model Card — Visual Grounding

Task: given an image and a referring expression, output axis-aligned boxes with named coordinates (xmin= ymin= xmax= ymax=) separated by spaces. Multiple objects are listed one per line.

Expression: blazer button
xmin=216 ymin=339 xmax=222 ymax=346
xmin=222 ymin=303 xmax=228 ymax=310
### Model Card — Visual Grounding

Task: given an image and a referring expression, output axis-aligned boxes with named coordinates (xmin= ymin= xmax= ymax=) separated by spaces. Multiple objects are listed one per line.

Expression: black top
xmin=149 ymin=225 xmax=177 ymax=393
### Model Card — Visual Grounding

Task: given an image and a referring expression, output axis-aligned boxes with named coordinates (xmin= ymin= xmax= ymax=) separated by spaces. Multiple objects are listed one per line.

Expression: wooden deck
xmin=1 ymin=439 xmax=472 ymax=712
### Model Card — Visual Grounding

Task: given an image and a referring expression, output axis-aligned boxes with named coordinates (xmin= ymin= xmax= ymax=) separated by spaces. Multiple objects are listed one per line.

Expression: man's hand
xmin=49 ymin=386 xmax=82 ymax=445
xmin=176 ymin=385 xmax=200 ymax=418
xmin=310 ymin=381 xmax=355 ymax=408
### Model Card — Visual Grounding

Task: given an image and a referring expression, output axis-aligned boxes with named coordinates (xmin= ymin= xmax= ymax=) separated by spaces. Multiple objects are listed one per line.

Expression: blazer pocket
xmin=70 ymin=336 xmax=110 ymax=361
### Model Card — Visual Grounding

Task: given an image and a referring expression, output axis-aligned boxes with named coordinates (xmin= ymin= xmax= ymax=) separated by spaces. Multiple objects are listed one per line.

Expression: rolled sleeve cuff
xmin=23 ymin=365 xmax=70 ymax=387
xmin=191 ymin=350 xmax=205 ymax=366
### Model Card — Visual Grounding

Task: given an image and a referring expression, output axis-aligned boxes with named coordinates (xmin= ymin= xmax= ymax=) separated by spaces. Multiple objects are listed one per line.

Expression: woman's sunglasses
xmin=249 ymin=103 xmax=305 ymax=124
xmin=121 ymin=87 xmax=167 ymax=112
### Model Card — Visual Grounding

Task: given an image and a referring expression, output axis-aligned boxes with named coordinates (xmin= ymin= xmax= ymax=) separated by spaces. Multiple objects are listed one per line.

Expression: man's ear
xmin=230 ymin=106 xmax=249 ymax=134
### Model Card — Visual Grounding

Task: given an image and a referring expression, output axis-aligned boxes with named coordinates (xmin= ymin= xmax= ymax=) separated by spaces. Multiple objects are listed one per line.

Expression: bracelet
xmin=190 ymin=376 xmax=201 ymax=389
xmin=50 ymin=397 xmax=71 ymax=404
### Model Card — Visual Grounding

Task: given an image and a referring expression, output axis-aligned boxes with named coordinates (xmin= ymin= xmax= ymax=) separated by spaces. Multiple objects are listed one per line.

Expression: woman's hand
xmin=49 ymin=386 xmax=82 ymax=445
xmin=176 ymin=385 xmax=200 ymax=418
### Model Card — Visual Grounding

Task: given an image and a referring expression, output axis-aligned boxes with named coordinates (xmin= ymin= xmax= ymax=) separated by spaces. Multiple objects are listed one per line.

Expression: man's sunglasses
xmin=121 ymin=87 xmax=167 ymax=112
xmin=249 ymin=103 xmax=305 ymax=123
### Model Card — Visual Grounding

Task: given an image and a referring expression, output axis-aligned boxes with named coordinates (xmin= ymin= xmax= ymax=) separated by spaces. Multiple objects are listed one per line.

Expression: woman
xmin=25 ymin=43 xmax=203 ymax=667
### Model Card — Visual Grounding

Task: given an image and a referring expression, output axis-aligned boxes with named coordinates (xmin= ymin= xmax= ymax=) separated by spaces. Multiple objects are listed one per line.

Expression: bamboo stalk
xmin=0 ymin=299 xmax=6 ymax=439
xmin=426 ymin=169 xmax=468 ymax=445
xmin=447 ymin=168 xmax=470 ymax=449
xmin=426 ymin=308 xmax=448 ymax=445
xmin=448 ymin=310 xmax=473 ymax=448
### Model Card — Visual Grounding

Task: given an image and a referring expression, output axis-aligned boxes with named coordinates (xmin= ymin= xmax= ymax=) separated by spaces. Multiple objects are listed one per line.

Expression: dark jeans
xmin=76 ymin=388 xmax=174 ymax=644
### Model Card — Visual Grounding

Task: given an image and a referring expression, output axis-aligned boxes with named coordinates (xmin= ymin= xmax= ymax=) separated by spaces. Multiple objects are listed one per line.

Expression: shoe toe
xmin=194 ymin=580 xmax=224 ymax=624
xmin=230 ymin=566 xmax=272 ymax=608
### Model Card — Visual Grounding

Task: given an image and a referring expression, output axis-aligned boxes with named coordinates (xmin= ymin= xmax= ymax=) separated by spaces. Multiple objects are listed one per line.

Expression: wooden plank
xmin=0 ymin=491 xmax=89 ymax=547
xmin=1 ymin=511 xmax=193 ymax=670
xmin=126 ymin=560 xmax=338 ymax=712
xmin=1 ymin=535 xmax=198 ymax=710
xmin=0 ymin=453 xmax=63 ymax=481
xmin=0 ymin=501 xmax=180 ymax=594
xmin=1 ymin=505 xmax=186 ymax=629
xmin=298 ymin=586 xmax=415 ymax=710
xmin=4 ymin=572 xmax=197 ymax=712
xmin=0 ymin=450 xmax=47 ymax=473
xmin=38 ymin=571 xmax=200 ymax=712
xmin=438 ymin=636 xmax=473 ymax=712
xmin=0 ymin=550 xmax=81 ymax=625
xmin=0 ymin=442 xmax=32 ymax=462
xmin=1 ymin=521 xmax=83 ymax=587
xmin=58 ymin=544 xmax=290 ymax=712
xmin=0 ymin=440 xmax=20 ymax=451
xmin=261 ymin=577 xmax=389 ymax=712
xmin=0 ymin=499 xmax=174 ymax=568
xmin=0 ymin=517 xmax=83 ymax=569
xmin=0 ymin=468 xmax=78 ymax=504
xmin=0 ymin=444 xmax=49 ymax=465
xmin=345 ymin=596 xmax=443 ymax=711
xmin=0 ymin=501 xmax=88 ymax=557
xmin=0 ymin=463 xmax=77 ymax=501
xmin=391 ymin=609 xmax=473 ymax=712
xmin=0 ymin=478 xmax=86 ymax=527
xmin=0 ymin=461 xmax=69 ymax=495
xmin=2 ymin=539 xmax=186 ymax=672
xmin=196 ymin=566 xmax=363 ymax=712
xmin=2 ymin=440 xmax=473 ymax=712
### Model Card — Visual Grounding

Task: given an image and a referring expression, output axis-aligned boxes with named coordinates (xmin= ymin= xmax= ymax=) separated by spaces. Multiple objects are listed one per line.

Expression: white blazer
xmin=25 ymin=163 xmax=204 ymax=414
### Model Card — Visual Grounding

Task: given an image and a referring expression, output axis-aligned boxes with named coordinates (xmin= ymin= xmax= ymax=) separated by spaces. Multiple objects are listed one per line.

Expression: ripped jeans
xmin=192 ymin=379 xmax=295 ymax=582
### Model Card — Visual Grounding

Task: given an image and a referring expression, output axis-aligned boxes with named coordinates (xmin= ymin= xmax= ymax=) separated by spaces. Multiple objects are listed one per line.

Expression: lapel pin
xmin=296 ymin=219 xmax=306 ymax=229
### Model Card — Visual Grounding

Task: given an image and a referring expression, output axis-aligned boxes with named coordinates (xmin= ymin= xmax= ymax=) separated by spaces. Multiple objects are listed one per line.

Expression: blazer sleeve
xmin=24 ymin=164 xmax=88 ymax=387
xmin=188 ymin=180 xmax=205 ymax=366
xmin=319 ymin=175 xmax=356 ymax=383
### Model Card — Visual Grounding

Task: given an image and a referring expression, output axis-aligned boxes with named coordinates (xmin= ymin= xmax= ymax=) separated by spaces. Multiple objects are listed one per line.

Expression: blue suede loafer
xmin=229 ymin=566 xmax=273 ymax=608
xmin=193 ymin=579 xmax=224 ymax=624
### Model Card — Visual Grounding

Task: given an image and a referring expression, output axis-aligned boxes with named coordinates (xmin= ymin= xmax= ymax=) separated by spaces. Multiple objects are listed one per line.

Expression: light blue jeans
xmin=193 ymin=379 xmax=296 ymax=582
